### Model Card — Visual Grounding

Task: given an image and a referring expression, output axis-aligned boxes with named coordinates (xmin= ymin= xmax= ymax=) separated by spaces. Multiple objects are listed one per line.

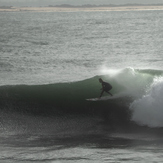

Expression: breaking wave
xmin=0 ymin=68 xmax=163 ymax=127
xmin=130 ymin=77 xmax=163 ymax=127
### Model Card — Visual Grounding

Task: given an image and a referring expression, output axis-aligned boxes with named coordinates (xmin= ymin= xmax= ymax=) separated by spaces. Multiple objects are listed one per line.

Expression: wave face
xmin=0 ymin=68 xmax=163 ymax=127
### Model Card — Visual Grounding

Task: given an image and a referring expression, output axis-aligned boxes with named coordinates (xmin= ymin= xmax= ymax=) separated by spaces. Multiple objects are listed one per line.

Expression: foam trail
xmin=130 ymin=77 xmax=163 ymax=127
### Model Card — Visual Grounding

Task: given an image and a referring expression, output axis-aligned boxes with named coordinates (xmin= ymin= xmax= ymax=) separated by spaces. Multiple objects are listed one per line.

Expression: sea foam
xmin=130 ymin=77 xmax=163 ymax=127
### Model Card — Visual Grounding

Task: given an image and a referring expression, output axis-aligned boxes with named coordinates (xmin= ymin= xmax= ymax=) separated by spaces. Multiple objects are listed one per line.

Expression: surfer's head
xmin=99 ymin=78 xmax=103 ymax=83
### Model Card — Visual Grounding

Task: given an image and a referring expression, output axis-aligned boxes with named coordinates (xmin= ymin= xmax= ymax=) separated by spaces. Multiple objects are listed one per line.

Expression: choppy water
xmin=1 ymin=10 xmax=163 ymax=162
xmin=1 ymin=10 xmax=163 ymax=85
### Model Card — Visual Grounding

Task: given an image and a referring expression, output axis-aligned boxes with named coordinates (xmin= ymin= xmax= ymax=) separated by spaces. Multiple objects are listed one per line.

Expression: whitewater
xmin=1 ymin=10 xmax=163 ymax=162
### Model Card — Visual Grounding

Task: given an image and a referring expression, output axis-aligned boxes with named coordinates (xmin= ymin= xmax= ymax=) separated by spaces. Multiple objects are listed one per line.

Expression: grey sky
xmin=0 ymin=0 xmax=163 ymax=7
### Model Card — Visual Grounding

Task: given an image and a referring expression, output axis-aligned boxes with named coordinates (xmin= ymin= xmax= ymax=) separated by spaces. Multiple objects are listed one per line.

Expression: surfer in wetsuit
xmin=99 ymin=78 xmax=113 ymax=98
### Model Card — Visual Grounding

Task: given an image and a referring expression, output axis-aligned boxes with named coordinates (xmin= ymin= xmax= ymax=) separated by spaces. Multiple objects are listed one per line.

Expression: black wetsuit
xmin=102 ymin=81 xmax=112 ymax=91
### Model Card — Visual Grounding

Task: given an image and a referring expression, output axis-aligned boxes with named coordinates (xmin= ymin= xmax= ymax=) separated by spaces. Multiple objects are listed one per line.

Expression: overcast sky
xmin=0 ymin=0 xmax=163 ymax=7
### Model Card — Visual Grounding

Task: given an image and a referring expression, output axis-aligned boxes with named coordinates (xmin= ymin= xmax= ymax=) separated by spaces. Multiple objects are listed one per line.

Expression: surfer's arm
xmin=99 ymin=83 xmax=105 ymax=98
xmin=99 ymin=90 xmax=104 ymax=98
xmin=101 ymin=83 xmax=105 ymax=90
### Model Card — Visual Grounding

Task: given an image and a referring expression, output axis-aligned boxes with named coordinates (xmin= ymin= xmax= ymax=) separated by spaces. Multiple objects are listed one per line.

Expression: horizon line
xmin=1 ymin=3 xmax=163 ymax=8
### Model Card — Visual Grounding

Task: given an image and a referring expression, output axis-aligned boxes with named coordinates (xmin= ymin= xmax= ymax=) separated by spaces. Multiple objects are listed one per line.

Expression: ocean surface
xmin=1 ymin=10 xmax=163 ymax=162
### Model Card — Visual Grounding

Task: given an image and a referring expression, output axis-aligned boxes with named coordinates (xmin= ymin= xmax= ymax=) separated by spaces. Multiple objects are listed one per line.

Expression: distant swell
xmin=0 ymin=68 xmax=163 ymax=127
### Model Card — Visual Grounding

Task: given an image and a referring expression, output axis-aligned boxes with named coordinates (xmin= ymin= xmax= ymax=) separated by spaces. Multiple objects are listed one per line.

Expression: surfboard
xmin=86 ymin=96 xmax=115 ymax=101
xmin=86 ymin=93 xmax=123 ymax=101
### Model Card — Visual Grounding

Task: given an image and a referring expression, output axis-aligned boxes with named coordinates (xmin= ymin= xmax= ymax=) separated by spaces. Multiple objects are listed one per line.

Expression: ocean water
xmin=1 ymin=10 xmax=163 ymax=162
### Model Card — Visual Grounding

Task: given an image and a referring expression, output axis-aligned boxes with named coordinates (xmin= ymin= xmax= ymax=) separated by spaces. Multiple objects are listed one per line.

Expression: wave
xmin=0 ymin=68 xmax=163 ymax=127
xmin=130 ymin=76 xmax=163 ymax=127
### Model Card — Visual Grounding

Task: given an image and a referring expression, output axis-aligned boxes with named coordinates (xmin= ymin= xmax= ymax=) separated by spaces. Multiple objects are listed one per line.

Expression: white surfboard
xmin=86 ymin=93 xmax=124 ymax=101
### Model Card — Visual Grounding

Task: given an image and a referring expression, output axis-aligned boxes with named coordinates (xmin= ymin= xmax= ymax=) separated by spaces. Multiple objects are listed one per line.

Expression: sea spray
xmin=130 ymin=77 xmax=163 ymax=127
xmin=102 ymin=67 xmax=154 ymax=97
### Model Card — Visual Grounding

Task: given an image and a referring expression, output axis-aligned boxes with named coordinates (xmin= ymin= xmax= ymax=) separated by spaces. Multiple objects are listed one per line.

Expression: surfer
xmin=99 ymin=78 xmax=113 ymax=98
